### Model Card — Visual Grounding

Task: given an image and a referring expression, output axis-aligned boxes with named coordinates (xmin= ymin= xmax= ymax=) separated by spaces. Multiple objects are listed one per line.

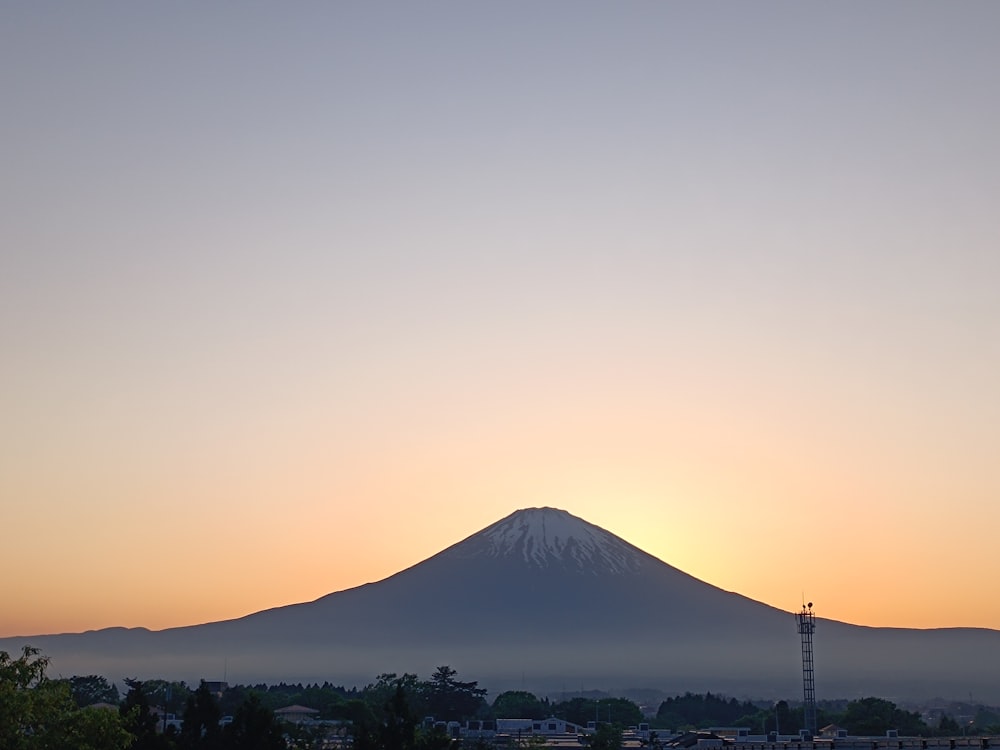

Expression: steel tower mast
xmin=796 ymin=602 xmax=817 ymax=738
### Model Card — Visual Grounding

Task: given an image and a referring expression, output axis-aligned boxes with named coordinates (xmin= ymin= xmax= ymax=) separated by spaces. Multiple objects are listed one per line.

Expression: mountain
xmin=5 ymin=507 xmax=1000 ymax=700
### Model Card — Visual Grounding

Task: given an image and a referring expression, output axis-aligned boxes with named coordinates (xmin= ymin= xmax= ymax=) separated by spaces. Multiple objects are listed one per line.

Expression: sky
xmin=2 ymin=2 xmax=999 ymax=639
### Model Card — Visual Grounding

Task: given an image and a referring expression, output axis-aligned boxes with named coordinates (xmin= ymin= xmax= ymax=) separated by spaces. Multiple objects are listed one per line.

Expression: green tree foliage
xmin=218 ymin=685 xmax=253 ymax=718
xmin=599 ymin=698 xmax=642 ymax=727
xmin=354 ymin=681 xmax=419 ymax=750
xmin=352 ymin=675 xmax=471 ymax=750
xmin=416 ymin=724 xmax=455 ymax=750
xmin=297 ymin=683 xmax=349 ymax=718
xmin=119 ymin=676 xmax=288 ymax=750
xmin=773 ymin=700 xmax=796 ymax=735
xmin=423 ymin=666 xmax=487 ymax=722
xmin=938 ymin=715 xmax=960 ymax=735
xmin=224 ymin=681 xmax=355 ymax=722
xmin=586 ymin=723 xmax=623 ymax=750
xmin=224 ymin=694 xmax=285 ymax=750
xmin=973 ymin=707 xmax=1000 ymax=731
xmin=842 ymin=697 xmax=928 ymax=737
xmin=492 ymin=690 xmax=549 ymax=719
xmin=143 ymin=679 xmax=192 ymax=719
xmin=121 ymin=678 xmax=170 ymax=750
xmin=0 ymin=646 xmax=131 ymax=750
xmin=232 ymin=681 xmax=356 ymax=718
xmin=548 ymin=697 xmax=592 ymax=726
xmin=55 ymin=674 xmax=121 ymax=706
xmin=345 ymin=697 xmax=378 ymax=727
xmin=843 ymin=697 xmax=896 ymax=735
xmin=0 ymin=646 xmax=55 ymax=750
xmin=729 ymin=699 xmax=844 ymax=736
xmin=180 ymin=682 xmax=224 ymax=749
xmin=655 ymin=692 xmax=760 ymax=730
xmin=365 ymin=673 xmax=427 ymax=722
xmin=64 ymin=705 xmax=135 ymax=750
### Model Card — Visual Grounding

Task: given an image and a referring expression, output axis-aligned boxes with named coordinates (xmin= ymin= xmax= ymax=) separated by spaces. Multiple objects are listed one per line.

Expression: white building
xmin=496 ymin=717 xmax=587 ymax=735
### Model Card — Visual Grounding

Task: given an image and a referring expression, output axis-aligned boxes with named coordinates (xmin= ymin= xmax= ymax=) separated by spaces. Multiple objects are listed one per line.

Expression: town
xmin=4 ymin=647 xmax=1000 ymax=750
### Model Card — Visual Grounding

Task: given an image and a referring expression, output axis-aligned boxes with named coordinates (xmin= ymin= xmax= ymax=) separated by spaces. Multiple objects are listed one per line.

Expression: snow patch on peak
xmin=478 ymin=507 xmax=645 ymax=575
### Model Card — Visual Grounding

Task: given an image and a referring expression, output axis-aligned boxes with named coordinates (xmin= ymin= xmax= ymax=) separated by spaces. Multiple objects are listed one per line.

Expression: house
xmin=819 ymin=724 xmax=848 ymax=739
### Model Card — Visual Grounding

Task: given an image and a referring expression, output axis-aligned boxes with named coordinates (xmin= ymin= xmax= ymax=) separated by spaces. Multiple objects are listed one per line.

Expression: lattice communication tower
xmin=796 ymin=602 xmax=817 ymax=738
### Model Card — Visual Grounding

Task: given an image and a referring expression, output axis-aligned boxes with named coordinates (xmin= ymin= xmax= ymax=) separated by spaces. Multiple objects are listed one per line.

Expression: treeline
xmin=653 ymin=693 xmax=970 ymax=738
xmin=132 ymin=679 xmax=362 ymax=721
xmin=2 ymin=647 xmax=646 ymax=750
xmin=4 ymin=644 xmax=995 ymax=750
xmin=121 ymin=679 xmax=285 ymax=750
xmin=1 ymin=646 xmax=286 ymax=750
xmin=55 ymin=666 xmax=648 ymax=728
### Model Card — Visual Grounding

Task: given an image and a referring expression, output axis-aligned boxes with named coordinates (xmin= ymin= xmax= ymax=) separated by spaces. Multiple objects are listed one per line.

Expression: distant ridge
xmin=4 ymin=507 xmax=1000 ymax=701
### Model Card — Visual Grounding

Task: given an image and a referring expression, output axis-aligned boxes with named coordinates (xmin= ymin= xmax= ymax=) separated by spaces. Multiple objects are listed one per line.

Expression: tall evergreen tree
xmin=222 ymin=695 xmax=285 ymax=750
xmin=179 ymin=683 xmax=223 ymax=750
xmin=121 ymin=678 xmax=169 ymax=750
xmin=423 ymin=666 xmax=486 ymax=722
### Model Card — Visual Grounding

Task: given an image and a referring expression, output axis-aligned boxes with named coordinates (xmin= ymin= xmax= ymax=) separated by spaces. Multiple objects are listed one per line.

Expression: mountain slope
xmin=4 ymin=507 xmax=1000 ymax=700
xmin=196 ymin=507 xmax=788 ymax=643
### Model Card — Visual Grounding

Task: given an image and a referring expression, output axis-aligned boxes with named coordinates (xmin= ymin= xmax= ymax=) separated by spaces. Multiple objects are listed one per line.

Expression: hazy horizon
xmin=3 ymin=2 xmax=999 ymax=638
xmin=3 ymin=505 xmax=996 ymax=640
xmin=7 ymin=506 xmax=1000 ymax=704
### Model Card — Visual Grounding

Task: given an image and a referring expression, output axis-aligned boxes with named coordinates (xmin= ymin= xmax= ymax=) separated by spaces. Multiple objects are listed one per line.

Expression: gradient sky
xmin=2 ymin=2 xmax=999 ymax=639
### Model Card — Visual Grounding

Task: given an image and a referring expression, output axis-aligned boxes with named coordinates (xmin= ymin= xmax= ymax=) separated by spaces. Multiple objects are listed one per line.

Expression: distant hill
xmin=5 ymin=507 xmax=999 ymax=700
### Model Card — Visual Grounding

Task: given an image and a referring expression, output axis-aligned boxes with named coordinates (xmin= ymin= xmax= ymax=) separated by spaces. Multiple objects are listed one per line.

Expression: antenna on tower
xmin=795 ymin=602 xmax=817 ymax=738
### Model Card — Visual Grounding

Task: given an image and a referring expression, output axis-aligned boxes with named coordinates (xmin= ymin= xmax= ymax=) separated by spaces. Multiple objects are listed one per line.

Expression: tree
xmin=0 ymin=646 xmax=52 ymax=750
xmin=773 ymin=701 xmax=795 ymax=735
xmin=422 ymin=666 xmax=487 ymax=722
xmin=345 ymin=697 xmax=378 ymax=728
xmin=596 ymin=698 xmax=642 ymax=728
xmin=551 ymin=697 xmax=600 ymax=726
xmin=121 ymin=678 xmax=170 ymax=750
xmin=365 ymin=673 xmax=427 ymax=722
xmin=62 ymin=706 xmax=135 ymax=750
xmin=843 ymin=697 xmax=895 ymax=736
xmin=588 ymin=723 xmax=623 ymax=750
xmin=143 ymin=679 xmax=192 ymax=719
xmin=353 ymin=676 xmax=462 ymax=750
xmin=353 ymin=679 xmax=421 ymax=750
xmin=973 ymin=707 xmax=1000 ymax=731
xmin=0 ymin=646 xmax=131 ymax=750
xmin=61 ymin=674 xmax=120 ymax=707
xmin=223 ymin=694 xmax=285 ymax=750
xmin=180 ymin=682 xmax=224 ymax=749
xmin=842 ymin=697 xmax=928 ymax=737
xmin=655 ymin=692 xmax=761 ymax=731
xmin=384 ymin=682 xmax=421 ymax=750
xmin=415 ymin=723 xmax=455 ymax=750
xmin=938 ymin=715 xmax=960 ymax=736
xmin=493 ymin=690 xmax=548 ymax=719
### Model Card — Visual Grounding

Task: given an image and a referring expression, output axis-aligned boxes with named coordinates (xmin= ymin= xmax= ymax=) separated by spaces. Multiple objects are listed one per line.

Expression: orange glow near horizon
xmin=5 ymin=349 xmax=1000 ymax=637
xmin=5 ymin=347 xmax=1000 ymax=637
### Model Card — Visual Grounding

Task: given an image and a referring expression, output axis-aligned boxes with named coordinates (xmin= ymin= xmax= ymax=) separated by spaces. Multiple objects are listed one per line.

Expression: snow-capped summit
xmin=443 ymin=507 xmax=649 ymax=575
xmin=6 ymin=506 xmax=1000 ymax=703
